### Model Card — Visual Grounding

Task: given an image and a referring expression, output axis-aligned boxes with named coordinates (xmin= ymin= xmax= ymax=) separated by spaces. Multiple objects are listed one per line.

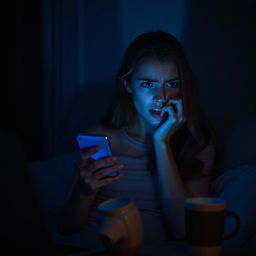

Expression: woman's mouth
xmin=149 ymin=108 xmax=163 ymax=118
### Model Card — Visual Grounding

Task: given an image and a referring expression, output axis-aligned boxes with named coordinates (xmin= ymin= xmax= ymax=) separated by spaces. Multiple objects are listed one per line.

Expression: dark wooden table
xmin=137 ymin=241 xmax=256 ymax=256
xmin=57 ymin=241 xmax=255 ymax=256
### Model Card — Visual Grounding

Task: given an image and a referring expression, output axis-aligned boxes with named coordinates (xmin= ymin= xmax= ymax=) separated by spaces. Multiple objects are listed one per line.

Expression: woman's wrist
xmin=153 ymin=136 xmax=170 ymax=146
xmin=78 ymin=176 xmax=97 ymax=196
xmin=153 ymin=138 xmax=175 ymax=159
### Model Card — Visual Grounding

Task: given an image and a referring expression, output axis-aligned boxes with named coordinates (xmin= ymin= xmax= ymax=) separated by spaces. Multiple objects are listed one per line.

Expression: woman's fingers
xmin=97 ymin=173 xmax=124 ymax=188
xmin=82 ymin=156 xmax=117 ymax=173
xmin=154 ymin=98 xmax=186 ymax=140
xmin=93 ymin=163 xmax=124 ymax=179
xmin=168 ymin=99 xmax=184 ymax=121
xmin=78 ymin=148 xmax=124 ymax=192
xmin=79 ymin=145 xmax=99 ymax=167
xmin=160 ymin=100 xmax=179 ymax=120
xmin=161 ymin=105 xmax=176 ymax=119
xmin=80 ymin=161 xmax=124 ymax=191
xmin=80 ymin=160 xmax=123 ymax=179
xmin=168 ymin=99 xmax=186 ymax=130
xmin=80 ymin=156 xmax=123 ymax=179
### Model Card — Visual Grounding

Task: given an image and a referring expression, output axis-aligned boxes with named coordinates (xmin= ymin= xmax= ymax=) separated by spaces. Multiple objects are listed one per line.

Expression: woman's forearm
xmin=57 ymin=193 xmax=95 ymax=235
xmin=57 ymin=170 xmax=96 ymax=235
xmin=154 ymin=140 xmax=192 ymax=239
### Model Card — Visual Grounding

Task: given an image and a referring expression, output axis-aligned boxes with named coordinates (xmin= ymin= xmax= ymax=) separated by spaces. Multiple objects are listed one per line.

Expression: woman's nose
xmin=153 ymin=86 xmax=166 ymax=100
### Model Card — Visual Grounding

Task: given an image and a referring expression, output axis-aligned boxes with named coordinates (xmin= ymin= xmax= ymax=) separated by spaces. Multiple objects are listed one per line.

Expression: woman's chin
xmin=149 ymin=119 xmax=162 ymax=127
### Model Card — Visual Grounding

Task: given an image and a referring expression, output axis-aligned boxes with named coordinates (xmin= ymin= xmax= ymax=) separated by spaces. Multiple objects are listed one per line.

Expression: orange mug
xmin=184 ymin=197 xmax=240 ymax=256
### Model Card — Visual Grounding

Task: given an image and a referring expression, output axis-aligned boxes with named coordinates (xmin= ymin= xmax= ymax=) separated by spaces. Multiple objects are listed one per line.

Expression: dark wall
xmin=10 ymin=1 xmax=41 ymax=161
xmin=10 ymin=0 xmax=256 ymax=164
xmin=0 ymin=129 xmax=55 ymax=254
xmin=182 ymin=0 xmax=255 ymax=122
xmin=181 ymin=0 xmax=256 ymax=169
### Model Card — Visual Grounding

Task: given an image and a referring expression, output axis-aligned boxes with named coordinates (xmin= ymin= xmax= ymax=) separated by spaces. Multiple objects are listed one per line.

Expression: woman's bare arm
xmin=56 ymin=166 xmax=96 ymax=235
xmin=57 ymin=146 xmax=123 ymax=235
xmin=154 ymin=141 xmax=214 ymax=240
xmin=153 ymin=99 xmax=214 ymax=239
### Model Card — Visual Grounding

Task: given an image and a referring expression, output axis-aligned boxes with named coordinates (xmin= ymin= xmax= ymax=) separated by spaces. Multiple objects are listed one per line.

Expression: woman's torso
xmin=85 ymin=125 xmax=172 ymax=244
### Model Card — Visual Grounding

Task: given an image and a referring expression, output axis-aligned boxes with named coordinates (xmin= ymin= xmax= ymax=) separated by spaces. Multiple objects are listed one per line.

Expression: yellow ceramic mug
xmin=97 ymin=197 xmax=144 ymax=256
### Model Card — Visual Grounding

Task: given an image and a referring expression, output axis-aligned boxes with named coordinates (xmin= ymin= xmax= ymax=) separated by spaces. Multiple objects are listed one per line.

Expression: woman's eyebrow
xmin=137 ymin=77 xmax=180 ymax=82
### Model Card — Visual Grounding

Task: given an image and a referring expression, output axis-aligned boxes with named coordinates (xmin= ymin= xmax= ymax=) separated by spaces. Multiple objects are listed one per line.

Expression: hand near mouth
xmin=153 ymin=98 xmax=186 ymax=143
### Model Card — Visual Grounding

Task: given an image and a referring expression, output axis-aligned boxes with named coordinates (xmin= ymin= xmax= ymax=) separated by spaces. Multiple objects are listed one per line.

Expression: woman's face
xmin=125 ymin=58 xmax=181 ymax=129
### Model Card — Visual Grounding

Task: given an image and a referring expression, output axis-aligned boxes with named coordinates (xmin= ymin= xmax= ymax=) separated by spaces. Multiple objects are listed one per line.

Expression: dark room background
xmin=11 ymin=0 xmax=256 ymax=171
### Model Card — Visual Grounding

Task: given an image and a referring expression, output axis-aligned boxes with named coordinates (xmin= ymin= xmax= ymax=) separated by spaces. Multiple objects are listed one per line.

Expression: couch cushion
xmin=29 ymin=152 xmax=79 ymax=215
xmin=223 ymin=113 xmax=256 ymax=170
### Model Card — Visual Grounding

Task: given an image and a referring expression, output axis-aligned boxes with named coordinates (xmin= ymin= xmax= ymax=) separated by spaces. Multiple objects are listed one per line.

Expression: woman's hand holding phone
xmin=77 ymin=146 xmax=124 ymax=194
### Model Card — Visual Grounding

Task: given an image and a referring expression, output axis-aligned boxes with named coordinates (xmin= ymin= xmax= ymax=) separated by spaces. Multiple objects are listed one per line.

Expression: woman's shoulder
xmin=85 ymin=124 xmax=118 ymax=139
xmin=85 ymin=124 xmax=123 ymax=154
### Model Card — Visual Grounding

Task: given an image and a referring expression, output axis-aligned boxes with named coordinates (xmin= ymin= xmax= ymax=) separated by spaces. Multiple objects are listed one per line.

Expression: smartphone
xmin=76 ymin=134 xmax=118 ymax=177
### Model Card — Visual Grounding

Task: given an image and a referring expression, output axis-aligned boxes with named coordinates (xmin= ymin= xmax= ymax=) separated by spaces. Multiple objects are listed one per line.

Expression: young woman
xmin=57 ymin=30 xmax=217 ymax=245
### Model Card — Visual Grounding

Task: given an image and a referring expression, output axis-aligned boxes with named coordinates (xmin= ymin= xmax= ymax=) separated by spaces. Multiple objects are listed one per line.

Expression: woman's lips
xmin=149 ymin=109 xmax=162 ymax=118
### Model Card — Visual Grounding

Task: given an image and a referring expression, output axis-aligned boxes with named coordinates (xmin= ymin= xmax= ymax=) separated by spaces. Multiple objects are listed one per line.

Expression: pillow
xmin=211 ymin=164 xmax=256 ymax=248
xmin=223 ymin=113 xmax=256 ymax=170
xmin=29 ymin=152 xmax=79 ymax=215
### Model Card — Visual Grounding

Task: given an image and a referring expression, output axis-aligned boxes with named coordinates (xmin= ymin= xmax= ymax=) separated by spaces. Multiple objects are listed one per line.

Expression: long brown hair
xmin=102 ymin=30 xmax=219 ymax=179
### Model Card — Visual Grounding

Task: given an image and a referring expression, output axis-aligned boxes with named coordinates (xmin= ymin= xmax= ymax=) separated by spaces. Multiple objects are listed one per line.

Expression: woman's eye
xmin=166 ymin=81 xmax=180 ymax=88
xmin=141 ymin=81 xmax=154 ymax=88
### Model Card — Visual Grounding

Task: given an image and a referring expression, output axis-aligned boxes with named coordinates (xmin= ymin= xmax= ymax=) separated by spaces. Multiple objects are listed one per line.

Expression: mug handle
xmin=223 ymin=210 xmax=240 ymax=240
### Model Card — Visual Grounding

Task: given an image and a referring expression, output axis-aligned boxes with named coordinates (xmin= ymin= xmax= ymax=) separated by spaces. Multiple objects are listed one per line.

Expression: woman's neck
xmin=125 ymin=118 xmax=155 ymax=144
